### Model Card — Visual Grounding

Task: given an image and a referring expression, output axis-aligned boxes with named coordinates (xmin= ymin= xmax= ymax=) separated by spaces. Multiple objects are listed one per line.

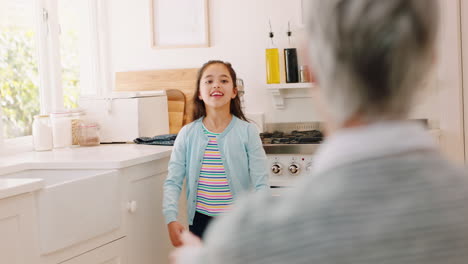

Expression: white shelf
xmin=266 ymin=82 xmax=315 ymax=90
xmin=266 ymin=82 xmax=317 ymax=109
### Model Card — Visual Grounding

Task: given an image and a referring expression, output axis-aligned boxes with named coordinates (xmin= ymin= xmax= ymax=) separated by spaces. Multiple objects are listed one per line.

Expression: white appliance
xmin=261 ymin=122 xmax=324 ymax=197
xmin=80 ymin=91 xmax=169 ymax=143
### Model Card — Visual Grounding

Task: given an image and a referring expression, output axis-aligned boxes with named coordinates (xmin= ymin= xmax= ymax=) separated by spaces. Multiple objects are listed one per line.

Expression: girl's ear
xmin=198 ymin=91 xmax=203 ymax=100
xmin=232 ymin=86 xmax=238 ymax=99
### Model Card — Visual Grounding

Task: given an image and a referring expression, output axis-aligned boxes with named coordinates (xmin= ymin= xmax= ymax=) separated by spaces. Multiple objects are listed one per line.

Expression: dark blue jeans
xmin=189 ymin=211 xmax=214 ymax=239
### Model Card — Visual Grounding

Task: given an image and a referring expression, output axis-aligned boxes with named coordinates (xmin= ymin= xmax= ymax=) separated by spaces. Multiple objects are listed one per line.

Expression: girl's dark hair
xmin=192 ymin=60 xmax=248 ymax=121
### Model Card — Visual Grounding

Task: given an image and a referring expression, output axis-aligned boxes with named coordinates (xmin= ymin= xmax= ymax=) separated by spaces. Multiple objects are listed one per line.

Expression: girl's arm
xmin=246 ymin=124 xmax=269 ymax=190
xmin=163 ymin=125 xmax=188 ymax=224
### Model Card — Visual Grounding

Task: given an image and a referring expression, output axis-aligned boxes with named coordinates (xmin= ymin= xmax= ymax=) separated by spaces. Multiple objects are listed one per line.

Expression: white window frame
xmin=88 ymin=0 xmax=112 ymax=98
xmin=0 ymin=0 xmax=110 ymax=148
xmin=37 ymin=0 xmax=64 ymax=115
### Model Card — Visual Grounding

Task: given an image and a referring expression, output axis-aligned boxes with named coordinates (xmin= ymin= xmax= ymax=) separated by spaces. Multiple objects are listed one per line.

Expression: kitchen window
xmin=0 ymin=0 xmax=109 ymax=141
xmin=0 ymin=0 xmax=40 ymax=139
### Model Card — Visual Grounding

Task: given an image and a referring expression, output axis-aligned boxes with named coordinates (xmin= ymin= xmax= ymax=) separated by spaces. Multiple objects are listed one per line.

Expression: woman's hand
xmin=168 ymin=221 xmax=186 ymax=247
xmin=169 ymin=231 xmax=203 ymax=264
xmin=180 ymin=230 xmax=202 ymax=247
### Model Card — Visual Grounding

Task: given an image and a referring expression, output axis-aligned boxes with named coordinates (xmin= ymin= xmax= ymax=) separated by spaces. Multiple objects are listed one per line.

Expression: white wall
xmin=107 ymin=0 xmax=321 ymax=123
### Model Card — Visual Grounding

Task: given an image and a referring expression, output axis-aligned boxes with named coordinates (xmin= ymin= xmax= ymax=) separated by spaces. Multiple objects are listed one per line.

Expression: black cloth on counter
xmin=133 ymin=134 xmax=177 ymax=146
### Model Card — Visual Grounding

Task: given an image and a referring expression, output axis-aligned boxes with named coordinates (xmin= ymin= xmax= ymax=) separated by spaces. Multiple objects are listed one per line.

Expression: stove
xmin=260 ymin=120 xmax=430 ymax=194
xmin=260 ymin=122 xmax=325 ymax=191
xmin=261 ymin=130 xmax=323 ymax=145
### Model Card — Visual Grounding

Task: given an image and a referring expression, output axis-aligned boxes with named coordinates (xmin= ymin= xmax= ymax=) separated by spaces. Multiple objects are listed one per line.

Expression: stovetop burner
xmin=260 ymin=130 xmax=324 ymax=144
xmin=259 ymin=122 xmax=325 ymax=155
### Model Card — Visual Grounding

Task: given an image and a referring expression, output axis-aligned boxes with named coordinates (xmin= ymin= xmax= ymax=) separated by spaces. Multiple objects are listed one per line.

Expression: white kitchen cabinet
xmin=124 ymin=157 xmax=173 ymax=264
xmin=435 ymin=0 xmax=465 ymax=163
xmin=0 ymin=145 xmax=176 ymax=264
xmin=3 ymin=169 xmax=125 ymax=264
xmin=60 ymin=238 xmax=126 ymax=264
xmin=460 ymin=0 xmax=468 ymax=162
xmin=0 ymin=192 xmax=40 ymax=264
xmin=38 ymin=158 xmax=175 ymax=264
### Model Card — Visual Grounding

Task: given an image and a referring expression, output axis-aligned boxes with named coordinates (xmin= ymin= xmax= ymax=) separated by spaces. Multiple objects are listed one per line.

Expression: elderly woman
xmin=171 ymin=0 xmax=468 ymax=263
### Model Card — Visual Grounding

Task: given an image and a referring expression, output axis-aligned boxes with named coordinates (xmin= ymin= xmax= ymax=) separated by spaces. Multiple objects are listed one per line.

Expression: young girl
xmin=163 ymin=60 xmax=269 ymax=247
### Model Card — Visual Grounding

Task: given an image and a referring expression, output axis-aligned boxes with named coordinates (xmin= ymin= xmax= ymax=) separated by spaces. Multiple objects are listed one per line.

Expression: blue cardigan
xmin=163 ymin=116 xmax=269 ymax=225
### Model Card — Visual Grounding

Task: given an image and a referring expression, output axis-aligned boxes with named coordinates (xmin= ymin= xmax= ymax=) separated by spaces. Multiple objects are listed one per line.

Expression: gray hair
xmin=306 ymin=0 xmax=438 ymax=124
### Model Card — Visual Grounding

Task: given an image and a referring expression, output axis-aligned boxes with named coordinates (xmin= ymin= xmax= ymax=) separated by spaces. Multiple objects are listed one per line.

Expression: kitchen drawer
xmin=61 ymin=237 xmax=126 ymax=264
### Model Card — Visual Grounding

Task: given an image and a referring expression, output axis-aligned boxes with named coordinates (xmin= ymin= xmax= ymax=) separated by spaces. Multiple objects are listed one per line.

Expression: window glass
xmin=0 ymin=0 xmax=40 ymax=138
xmin=58 ymin=0 xmax=84 ymax=109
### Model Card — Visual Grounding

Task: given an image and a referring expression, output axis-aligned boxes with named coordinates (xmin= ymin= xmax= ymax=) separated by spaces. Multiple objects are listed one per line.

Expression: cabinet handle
xmin=127 ymin=200 xmax=137 ymax=213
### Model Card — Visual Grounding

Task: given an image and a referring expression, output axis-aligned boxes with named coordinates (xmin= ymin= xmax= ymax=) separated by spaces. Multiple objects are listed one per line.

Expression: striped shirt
xmin=195 ymin=128 xmax=233 ymax=216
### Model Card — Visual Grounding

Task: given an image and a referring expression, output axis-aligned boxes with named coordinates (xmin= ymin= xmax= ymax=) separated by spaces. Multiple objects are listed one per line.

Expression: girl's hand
xmin=168 ymin=221 xmax=186 ymax=247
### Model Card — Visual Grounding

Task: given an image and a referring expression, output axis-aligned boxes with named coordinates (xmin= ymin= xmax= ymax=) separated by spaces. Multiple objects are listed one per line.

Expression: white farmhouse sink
xmin=2 ymin=169 xmax=121 ymax=254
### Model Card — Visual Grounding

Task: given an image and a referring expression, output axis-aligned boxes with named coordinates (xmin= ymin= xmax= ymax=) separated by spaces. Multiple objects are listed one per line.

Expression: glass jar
xmin=299 ymin=65 xmax=309 ymax=83
xmin=69 ymin=108 xmax=86 ymax=145
xmin=50 ymin=111 xmax=72 ymax=148
xmin=79 ymin=122 xmax=100 ymax=147
xmin=32 ymin=115 xmax=53 ymax=151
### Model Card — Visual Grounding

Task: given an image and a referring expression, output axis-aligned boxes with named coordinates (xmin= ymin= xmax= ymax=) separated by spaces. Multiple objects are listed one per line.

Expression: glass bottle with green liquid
xmin=266 ymin=21 xmax=280 ymax=84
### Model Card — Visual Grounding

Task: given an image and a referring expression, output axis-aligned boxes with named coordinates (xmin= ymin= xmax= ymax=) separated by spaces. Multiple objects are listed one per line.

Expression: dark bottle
xmin=284 ymin=48 xmax=299 ymax=83
xmin=284 ymin=22 xmax=299 ymax=83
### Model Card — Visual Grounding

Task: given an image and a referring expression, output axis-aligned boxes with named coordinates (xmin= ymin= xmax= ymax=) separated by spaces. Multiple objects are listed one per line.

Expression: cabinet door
xmin=61 ymin=237 xmax=126 ymax=264
xmin=127 ymin=172 xmax=172 ymax=264
xmin=0 ymin=193 xmax=39 ymax=264
xmin=437 ymin=0 xmax=465 ymax=162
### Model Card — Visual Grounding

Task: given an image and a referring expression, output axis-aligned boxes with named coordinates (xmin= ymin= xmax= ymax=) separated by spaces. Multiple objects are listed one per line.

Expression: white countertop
xmin=0 ymin=178 xmax=45 ymax=200
xmin=0 ymin=144 xmax=173 ymax=199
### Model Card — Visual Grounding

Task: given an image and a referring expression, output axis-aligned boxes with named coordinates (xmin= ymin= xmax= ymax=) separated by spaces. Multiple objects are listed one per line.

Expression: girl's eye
xmin=205 ymin=80 xmax=213 ymax=84
xmin=221 ymin=80 xmax=229 ymax=84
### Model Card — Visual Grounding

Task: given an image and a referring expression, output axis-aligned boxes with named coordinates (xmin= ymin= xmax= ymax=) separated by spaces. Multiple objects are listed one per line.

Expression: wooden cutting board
xmin=166 ymin=89 xmax=185 ymax=134
xmin=115 ymin=68 xmax=199 ymax=132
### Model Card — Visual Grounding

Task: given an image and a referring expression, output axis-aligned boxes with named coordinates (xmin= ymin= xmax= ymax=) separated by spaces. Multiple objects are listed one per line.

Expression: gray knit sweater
xmin=194 ymin=123 xmax=468 ymax=264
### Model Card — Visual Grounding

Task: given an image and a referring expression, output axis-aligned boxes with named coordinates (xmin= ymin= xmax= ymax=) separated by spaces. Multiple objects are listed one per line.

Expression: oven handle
xmin=270 ymin=185 xmax=291 ymax=197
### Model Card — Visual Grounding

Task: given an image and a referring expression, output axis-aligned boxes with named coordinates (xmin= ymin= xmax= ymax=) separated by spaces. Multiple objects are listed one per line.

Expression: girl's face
xmin=198 ymin=63 xmax=237 ymax=111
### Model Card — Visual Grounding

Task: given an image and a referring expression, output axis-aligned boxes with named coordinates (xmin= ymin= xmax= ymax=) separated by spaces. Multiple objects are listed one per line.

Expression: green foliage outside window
xmin=0 ymin=28 xmax=79 ymax=139
xmin=0 ymin=28 xmax=39 ymax=138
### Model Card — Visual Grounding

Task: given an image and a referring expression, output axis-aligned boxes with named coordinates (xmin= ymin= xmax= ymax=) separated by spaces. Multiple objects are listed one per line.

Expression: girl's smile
xmin=210 ymin=91 xmax=224 ymax=97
